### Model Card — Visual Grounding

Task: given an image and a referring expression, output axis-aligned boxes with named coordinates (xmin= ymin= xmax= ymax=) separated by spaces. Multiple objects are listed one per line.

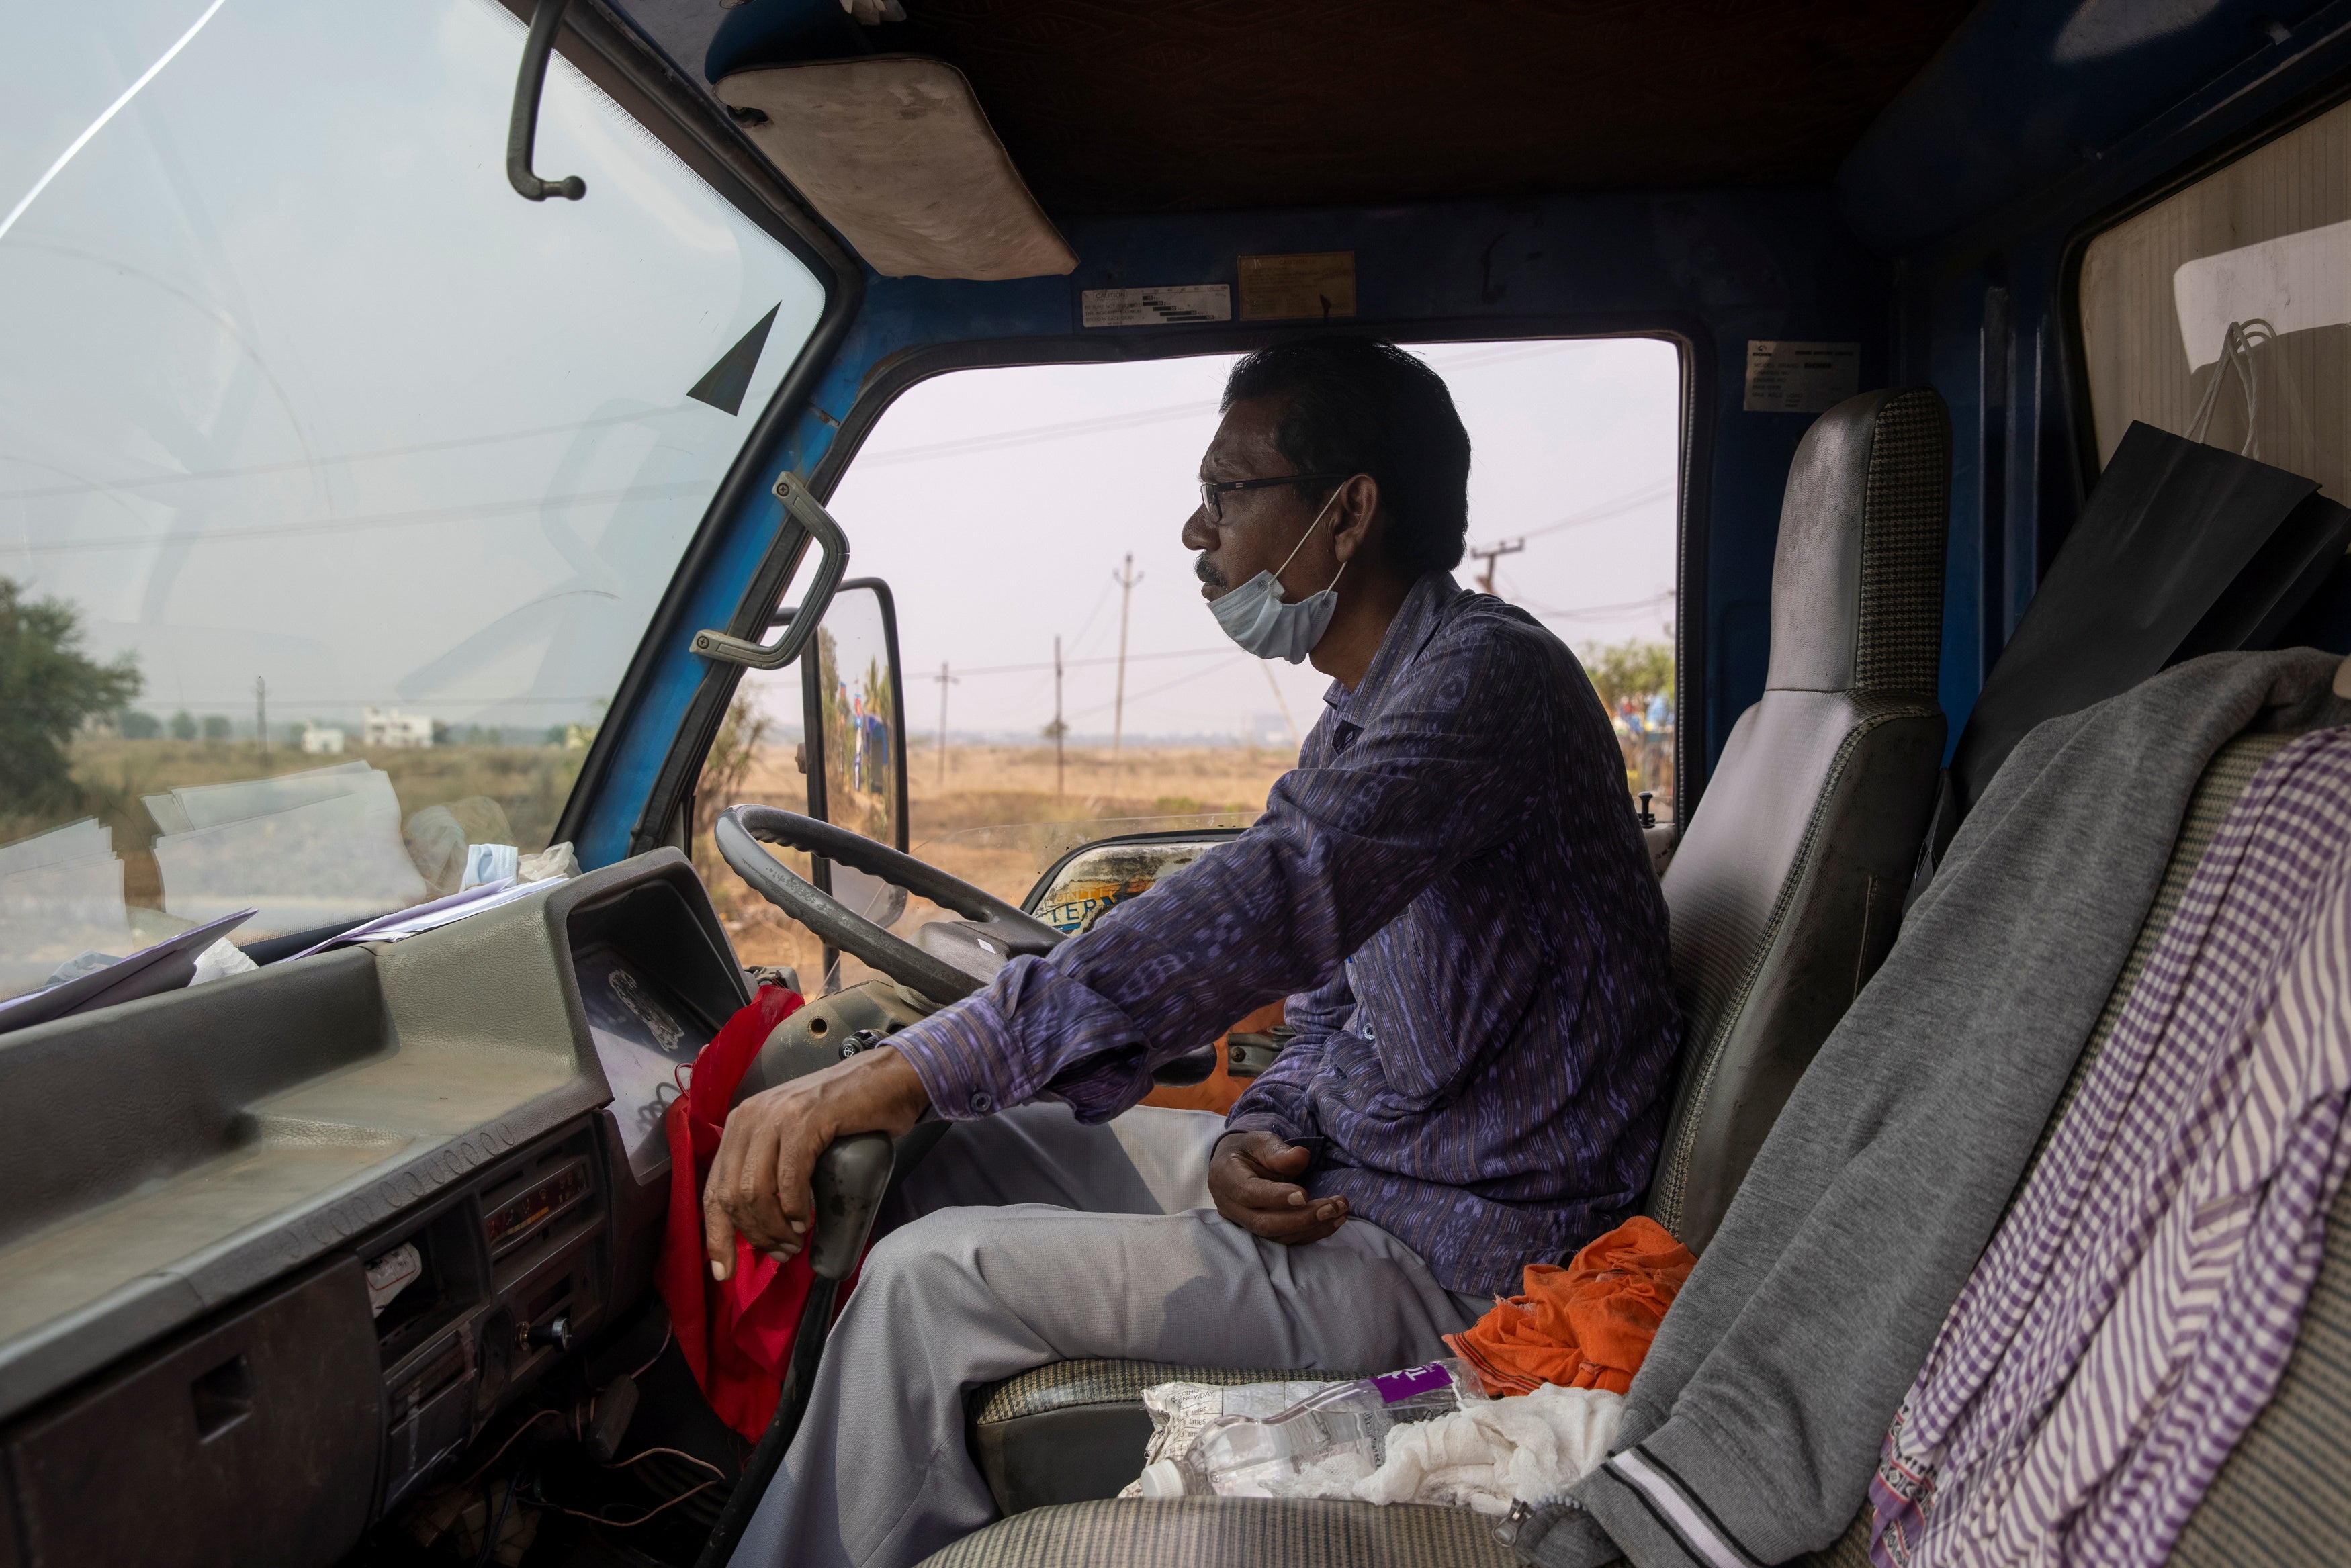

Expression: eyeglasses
xmin=1197 ymin=473 xmax=1349 ymax=522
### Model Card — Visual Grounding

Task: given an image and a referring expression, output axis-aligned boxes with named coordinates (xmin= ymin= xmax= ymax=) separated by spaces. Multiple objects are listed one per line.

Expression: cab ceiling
xmin=619 ymin=0 xmax=1980 ymax=216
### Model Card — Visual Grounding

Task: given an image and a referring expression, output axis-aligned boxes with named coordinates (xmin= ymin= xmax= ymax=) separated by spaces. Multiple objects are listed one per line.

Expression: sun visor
xmin=716 ymin=58 xmax=1076 ymax=281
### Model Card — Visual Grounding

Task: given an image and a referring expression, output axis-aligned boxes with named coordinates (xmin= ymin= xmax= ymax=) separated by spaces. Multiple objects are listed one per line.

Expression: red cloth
xmin=656 ymin=984 xmax=858 ymax=1442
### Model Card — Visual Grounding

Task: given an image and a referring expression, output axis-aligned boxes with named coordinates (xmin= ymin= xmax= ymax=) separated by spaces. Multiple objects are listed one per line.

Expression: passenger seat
xmin=1646 ymin=385 xmax=1951 ymax=1252
xmin=929 ymin=387 xmax=1953 ymax=1561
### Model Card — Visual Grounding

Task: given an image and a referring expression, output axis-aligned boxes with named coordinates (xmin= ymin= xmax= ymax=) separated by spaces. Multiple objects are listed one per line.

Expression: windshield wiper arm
xmin=508 ymin=0 xmax=586 ymax=201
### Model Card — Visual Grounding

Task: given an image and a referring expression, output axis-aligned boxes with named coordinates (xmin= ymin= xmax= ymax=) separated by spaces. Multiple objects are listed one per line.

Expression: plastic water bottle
xmin=1136 ymin=1360 xmax=1481 ymax=1499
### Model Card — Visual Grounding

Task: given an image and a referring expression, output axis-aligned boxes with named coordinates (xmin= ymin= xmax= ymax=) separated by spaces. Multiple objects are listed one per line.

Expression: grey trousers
xmin=734 ymin=1101 xmax=1488 ymax=1568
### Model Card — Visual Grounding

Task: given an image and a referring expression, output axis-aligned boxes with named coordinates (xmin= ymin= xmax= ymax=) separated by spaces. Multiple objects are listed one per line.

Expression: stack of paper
xmin=290 ymin=876 xmax=543 ymax=958
xmin=0 ymin=908 xmax=255 ymax=1036
xmin=0 ymin=819 xmax=131 ymax=996
xmin=150 ymin=762 xmax=429 ymax=937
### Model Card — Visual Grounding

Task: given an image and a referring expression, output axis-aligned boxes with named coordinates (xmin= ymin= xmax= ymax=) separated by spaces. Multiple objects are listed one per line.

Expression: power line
xmin=1062 ymin=576 xmax=1118 ymax=659
xmin=1515 ymin=588 xmax=1677 ymax=622
xmin=933 ymin=644 xmax=1234 ymax=678
xmin=1467 ymin=481 xmax=1675 ymax=553
xmin=1068 ymin=651 xmax=1243 ymax=720
xmin=856 ymin=400 xmax=1219 ymax=467
xmin=3 ymin=481 xmax=704 ymax=556
xmin=0 ymin=408 xmax=672 ymax=503
xmin=1262 ymin=664 xmax=1300 ymax=748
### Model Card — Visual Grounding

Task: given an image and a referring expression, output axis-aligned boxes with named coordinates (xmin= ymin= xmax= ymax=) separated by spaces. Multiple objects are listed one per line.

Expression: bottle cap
xmin=1137 ymin=1459 xmax=1187 ymax=1499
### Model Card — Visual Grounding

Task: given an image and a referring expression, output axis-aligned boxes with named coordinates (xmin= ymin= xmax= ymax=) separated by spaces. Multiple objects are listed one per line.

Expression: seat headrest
xmin=1766 ymin=387 xmax=1951 ymax=696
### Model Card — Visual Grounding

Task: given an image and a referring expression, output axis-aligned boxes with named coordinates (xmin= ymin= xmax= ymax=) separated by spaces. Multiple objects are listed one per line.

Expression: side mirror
xmin=800 ymin=579 xmax=910 ymax=968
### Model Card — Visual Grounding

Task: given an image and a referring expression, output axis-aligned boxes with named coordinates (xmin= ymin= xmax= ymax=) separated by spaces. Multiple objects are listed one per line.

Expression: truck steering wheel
xmin=714 ymin=804 xmax=1066 ymax=1004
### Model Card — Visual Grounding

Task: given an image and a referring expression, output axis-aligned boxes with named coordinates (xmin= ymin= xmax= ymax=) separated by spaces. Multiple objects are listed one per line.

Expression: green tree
xmin=0 ymin=578 xmax=140 ymax=818
xmin=119 ymin=709 xmax=162 ymax=740
xmin=1578 ymin=638 xmax=1675 ymax=712
xmin=200 ymin=714 xmax=231 ymax=742
xmin=170 ymin=710 xmax=197 ymax=741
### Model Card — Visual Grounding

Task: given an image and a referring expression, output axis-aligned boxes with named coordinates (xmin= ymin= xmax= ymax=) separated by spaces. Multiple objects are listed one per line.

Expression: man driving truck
xmin=715 ymin=336 xmax=1682 ymax=1567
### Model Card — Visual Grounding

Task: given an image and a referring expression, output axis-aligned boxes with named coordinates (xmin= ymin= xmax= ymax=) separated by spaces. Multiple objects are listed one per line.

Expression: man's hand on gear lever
xmin=702 ymin=1045 xmax=930 ymax=1279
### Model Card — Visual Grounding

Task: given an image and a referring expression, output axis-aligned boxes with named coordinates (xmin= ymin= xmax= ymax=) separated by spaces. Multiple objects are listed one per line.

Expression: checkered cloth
xmin=1869 ymin=724 xmax=2351 ymax=1567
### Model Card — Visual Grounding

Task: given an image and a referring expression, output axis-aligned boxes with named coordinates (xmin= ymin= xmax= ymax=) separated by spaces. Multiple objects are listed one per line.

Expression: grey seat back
xmin=1646 ymin=387 xmax=1951 ymax=1254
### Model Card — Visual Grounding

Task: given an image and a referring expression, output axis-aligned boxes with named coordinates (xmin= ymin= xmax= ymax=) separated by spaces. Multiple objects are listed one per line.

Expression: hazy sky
xmin=2 ymin=0 xmax=818 ymax=733
xmin=822 ymin=338 xmax=1681 ymax=742
xmin=5 ymin=4 xmax=1679 ymax=752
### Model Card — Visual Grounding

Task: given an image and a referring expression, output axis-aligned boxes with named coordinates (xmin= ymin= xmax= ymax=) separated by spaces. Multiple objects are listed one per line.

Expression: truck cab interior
xmin=8 ymin=3 xmax=2351 ymax=1567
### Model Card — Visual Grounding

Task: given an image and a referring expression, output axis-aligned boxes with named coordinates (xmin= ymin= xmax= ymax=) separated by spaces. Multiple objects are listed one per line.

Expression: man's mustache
xmin=1194 ymin=552 xmax=1227 ymax=588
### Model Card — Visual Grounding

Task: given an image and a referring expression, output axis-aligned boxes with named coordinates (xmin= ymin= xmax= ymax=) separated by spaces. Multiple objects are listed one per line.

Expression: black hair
xmin=1220 ymin=336 xmax=1472 ymax=576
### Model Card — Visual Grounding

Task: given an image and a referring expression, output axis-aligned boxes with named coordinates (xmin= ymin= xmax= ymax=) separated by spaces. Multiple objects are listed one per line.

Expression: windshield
xmin=0 ymin=0 xmax=826 ymax=994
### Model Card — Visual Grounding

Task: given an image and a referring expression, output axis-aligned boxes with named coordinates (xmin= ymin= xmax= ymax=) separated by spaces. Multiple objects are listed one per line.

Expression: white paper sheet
xmin=0 ymin=817 xmax=114 ymax=878
xmin=155 ymin=787 xmax=429 ymax=936
xmin=165 ymin=759 xmax=384 ymax=829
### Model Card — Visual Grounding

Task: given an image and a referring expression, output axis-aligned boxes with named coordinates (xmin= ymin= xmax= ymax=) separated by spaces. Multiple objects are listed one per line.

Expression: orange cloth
xmin=1444 ymin=1216 xmax=1696 ymax=1397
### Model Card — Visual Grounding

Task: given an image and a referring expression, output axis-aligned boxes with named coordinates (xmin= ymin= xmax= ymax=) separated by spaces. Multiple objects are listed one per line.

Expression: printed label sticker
xmin=1081 ymin=285 xmax=1232 ymax=328
xmin=1238 ymin=252 xmax=1358 ymax=321
xmin=1744 ymin=341 xmax=1861 ymax=413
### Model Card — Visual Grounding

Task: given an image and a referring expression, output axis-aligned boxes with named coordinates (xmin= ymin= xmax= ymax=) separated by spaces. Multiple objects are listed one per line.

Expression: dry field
xmin=699 ymin=741 xmax=1298 ymax=984
xmin=58 ymin=738 xmax=586 ymax=909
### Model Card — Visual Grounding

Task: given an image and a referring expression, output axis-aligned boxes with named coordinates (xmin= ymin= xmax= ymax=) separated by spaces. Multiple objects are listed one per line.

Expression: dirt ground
xmin=696 ymin=741 xmax=1299 ymax=1112
xmin=699 ymin=741 xmax=1296 ymax=982
xmin=60 ymin=738 xmax=586 ymax=909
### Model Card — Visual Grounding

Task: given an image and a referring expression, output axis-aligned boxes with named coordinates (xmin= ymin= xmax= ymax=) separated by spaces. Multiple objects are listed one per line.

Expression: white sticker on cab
xmin=1081 ymin=284 xmax=1232 ymax=328
xmin=1744 ymin=341 xmax=1861 ymax=414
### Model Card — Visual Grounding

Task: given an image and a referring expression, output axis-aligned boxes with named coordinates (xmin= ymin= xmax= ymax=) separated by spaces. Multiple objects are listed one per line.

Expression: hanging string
xmin=2186 ymin=318 xmax=2276 ymax=460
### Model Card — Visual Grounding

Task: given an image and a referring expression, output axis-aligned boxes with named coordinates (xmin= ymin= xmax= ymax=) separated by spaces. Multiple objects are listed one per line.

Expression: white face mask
xmin=1208 ymin=486 xmax=1348 ymax=664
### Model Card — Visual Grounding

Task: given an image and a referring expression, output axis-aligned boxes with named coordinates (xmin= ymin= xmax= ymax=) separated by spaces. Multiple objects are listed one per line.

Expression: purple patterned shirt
xmin=888 ymin=572 xmax=1682 ymax=1295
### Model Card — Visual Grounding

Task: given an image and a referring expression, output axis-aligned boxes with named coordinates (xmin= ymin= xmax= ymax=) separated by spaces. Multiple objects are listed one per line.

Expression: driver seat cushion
xmin=971 ymin=1361 xmax=1371 ymax=1516
xmin=920 ymin=1498 xmax=1523 ymax=1568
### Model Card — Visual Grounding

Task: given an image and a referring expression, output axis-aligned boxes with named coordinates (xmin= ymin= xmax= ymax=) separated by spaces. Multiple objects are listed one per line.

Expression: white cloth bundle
xmin=1123 ymin=1378 xmax=1622 ymax=1513
xmin=1356 ymin=1383 xmax=1622 ymax=1515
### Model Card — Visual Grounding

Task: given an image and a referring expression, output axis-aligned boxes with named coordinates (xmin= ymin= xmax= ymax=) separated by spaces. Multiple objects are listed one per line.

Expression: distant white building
xmin=300 ymin=725 xmax=346 ymax=755
xmin=361 ymin=706 xmax=433 ymax=749
xmin=1245 ymin=712 xmax=1296 ymax=749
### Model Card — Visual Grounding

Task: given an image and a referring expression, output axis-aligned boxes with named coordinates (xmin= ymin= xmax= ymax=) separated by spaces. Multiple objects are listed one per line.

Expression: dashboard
xmin=0 ymin=850 xmax=746 ymax=1567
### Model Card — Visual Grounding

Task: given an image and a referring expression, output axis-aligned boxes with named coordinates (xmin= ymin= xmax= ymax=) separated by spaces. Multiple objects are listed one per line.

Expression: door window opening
xmin=693 ymin=339 xmax=1683 ymax=990
xmin=2080 ymin=95 xmax=2351 ymax=496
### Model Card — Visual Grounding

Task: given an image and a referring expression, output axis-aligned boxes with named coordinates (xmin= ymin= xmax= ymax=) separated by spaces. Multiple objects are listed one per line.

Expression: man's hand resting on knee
xmin=1208 ymin=1130 xmax=1349 ymax=1244
xmin=703 ymin=1046 xmax=931 ymax=1280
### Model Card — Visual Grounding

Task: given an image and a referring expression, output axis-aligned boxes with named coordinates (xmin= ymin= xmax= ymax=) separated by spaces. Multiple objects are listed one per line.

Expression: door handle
xmin=693 ymin=471 xmax=851 ymax=670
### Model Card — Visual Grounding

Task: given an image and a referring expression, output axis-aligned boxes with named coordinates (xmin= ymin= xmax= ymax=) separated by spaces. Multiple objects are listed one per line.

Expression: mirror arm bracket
xmin=508 ymin=0 xmax=586 ymax=201
xmin=695 ymin=471 xmax=851 ymax=670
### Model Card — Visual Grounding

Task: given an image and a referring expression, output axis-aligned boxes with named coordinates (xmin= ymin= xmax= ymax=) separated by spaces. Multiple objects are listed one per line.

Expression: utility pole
xmin=1053 ymin=634 xmax=1065 ymax=799
xmin=1111 ymin=553 xmax=1141 ymax=763
xmin=253 ymin=676 xmax=269 ymax=770
xmin=1261 ymin=664 xmax=1300 ymax=749
xmin=931 ymin=661 xmax=958 ymax=788
xmin=1468 ymin=538 xmax=1525 ymax=596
